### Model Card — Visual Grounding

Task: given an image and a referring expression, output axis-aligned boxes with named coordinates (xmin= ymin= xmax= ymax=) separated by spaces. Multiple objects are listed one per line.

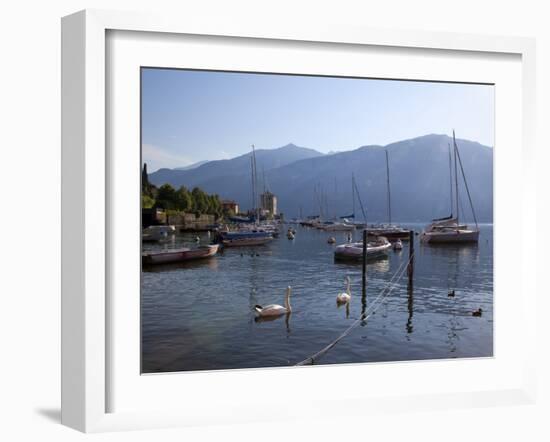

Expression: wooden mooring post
xmin=407 ymin=230 xmax=415 ymax=285
xmin=362 ymin=229 xmax=367 ymax=298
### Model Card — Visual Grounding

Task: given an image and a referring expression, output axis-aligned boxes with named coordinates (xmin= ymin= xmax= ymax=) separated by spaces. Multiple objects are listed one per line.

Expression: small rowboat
xmin=142 ymin=244 xmax=219 ymax=265
xmin=334 ymin=236 xmax=392 ymax=261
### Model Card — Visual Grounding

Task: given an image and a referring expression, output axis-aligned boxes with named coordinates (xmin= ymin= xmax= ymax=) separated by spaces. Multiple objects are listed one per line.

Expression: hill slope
xmin=148 ymin=135 xmax=493 ymax=222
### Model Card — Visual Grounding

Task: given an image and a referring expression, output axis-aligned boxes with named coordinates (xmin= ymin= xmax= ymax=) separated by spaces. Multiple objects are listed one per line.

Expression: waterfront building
xmin=221 ymin=199 xmax=240 ymax=214
xmin=260 ymin=191 xmax=278 ymax=216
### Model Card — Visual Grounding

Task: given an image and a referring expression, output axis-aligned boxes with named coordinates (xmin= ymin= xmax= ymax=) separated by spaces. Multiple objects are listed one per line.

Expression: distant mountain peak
xmin=174 ymin=160 xmax=209 ymax=171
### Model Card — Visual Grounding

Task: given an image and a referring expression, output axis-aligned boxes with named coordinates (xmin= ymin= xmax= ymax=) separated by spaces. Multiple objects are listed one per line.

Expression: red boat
xmin=142 ymin=244 xmax=219 ymax=266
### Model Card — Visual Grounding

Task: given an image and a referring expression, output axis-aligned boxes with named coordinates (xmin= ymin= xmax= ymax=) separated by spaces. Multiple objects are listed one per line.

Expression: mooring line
xmin=295 ymin=252 xmax=414 ymax=366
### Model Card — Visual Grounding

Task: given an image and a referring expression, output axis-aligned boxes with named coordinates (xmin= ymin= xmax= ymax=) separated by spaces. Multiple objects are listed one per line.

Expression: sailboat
xmin=219 ymin=144 xmax=273 ymax=247
xmin=421 ymin=131 xmax=480 ymax=244
xmin=333 ymin=173 xmax=392 ymax=261
xmin=311 ymin=182 xmax=353 ymax=231
xmin=365 ymin=149 xmax=409 ymax=241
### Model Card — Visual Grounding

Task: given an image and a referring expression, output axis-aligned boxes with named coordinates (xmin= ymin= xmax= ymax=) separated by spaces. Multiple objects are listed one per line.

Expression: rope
xmin=295 ymin=252 xmax=414 ymax=366
xmin=454 ymin=139 xmax=479 ymax=228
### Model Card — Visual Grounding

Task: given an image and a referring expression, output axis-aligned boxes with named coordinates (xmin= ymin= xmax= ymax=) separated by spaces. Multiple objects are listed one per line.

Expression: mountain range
xmin=148 ymin=135 xmax=493 ymax=222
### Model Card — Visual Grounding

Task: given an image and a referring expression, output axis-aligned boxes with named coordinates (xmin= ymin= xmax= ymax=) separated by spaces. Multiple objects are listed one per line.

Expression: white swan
xmin=336 ymin=276 xmax=351 ymax=304
xmin=255 ymin=286 xmax=292 ymax=317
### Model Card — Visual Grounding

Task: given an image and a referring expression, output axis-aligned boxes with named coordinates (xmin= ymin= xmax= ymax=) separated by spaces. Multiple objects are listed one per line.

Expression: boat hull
xmin=367 ymin=228 xmax=410 ymax=241
xmin=222 ymin=237 xmax=273 ymax=247
xmin=421 ymin=229 xmax=479 ymax=243
xmin=322 ymin=223 xmax=356 ymax=232
xmin=141 ymin=225 xmax=176 ymax=242
xmin=334 ymin=239 xmax=392 ymax=260
xmin=218 ymin=230 xmax=274 ymax=247
xmin=142 ymin=244 xmax=219 ymax=265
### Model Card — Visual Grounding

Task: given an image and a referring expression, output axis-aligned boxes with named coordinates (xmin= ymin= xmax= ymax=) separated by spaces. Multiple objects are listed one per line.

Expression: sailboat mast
xmin=250 ymin=156 xmax=255 ymax=217
xmin=385 ymin=149 xmax=392 ymax=226
xmin=454 ymin=136 xmax=479 ymax=229
xmin=352 ymin=173 xmax=356 ymax=217
xmin=251 ymin=144 xmax=259 ymax=224
xmin=353 ymin=178 xmax=368 ymax=223
xmin=453 ymin=131 xmax=459 ymax=227
xmin=448 ymin=143 xmax=454 ymax=217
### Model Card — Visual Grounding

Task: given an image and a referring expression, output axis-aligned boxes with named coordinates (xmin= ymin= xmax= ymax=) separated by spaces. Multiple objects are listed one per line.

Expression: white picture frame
xmin=61 ymin=9 xmax=537 ymax=433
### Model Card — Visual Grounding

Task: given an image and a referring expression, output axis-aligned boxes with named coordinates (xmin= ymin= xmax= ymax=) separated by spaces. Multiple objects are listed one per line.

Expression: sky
xmin=141 ymin=68 xmax=494 ymax=172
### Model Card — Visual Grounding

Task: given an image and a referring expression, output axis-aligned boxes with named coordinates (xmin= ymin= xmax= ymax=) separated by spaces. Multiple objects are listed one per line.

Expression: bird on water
xmin=254 ymin=286 xmax=292 ymax=317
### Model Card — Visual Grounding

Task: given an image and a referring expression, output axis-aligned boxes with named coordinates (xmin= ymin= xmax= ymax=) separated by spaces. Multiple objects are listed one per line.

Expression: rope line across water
xmin=295 ymin=252 xmax=414 ymax=366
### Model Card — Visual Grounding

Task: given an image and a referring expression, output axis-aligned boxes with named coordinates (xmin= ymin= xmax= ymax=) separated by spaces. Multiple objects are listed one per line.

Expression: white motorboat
xmin=334 ymin=236 xmax=392 ymax=260
xmin=142 ymin=225 xmax=176 ymax=242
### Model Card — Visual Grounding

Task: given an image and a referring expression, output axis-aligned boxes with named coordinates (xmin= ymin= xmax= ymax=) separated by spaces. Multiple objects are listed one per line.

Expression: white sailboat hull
xmin=421 ymin=228 xmax=479 ymax=243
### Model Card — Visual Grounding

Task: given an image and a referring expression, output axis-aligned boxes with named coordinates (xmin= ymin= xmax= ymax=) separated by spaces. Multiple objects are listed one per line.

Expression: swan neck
xmin=285 ymin=289 xmax=292 ymax=311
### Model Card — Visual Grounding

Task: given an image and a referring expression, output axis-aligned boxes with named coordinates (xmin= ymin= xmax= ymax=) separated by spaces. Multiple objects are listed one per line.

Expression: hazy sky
xmin=142 ymin=68 xmax=494 ymax=172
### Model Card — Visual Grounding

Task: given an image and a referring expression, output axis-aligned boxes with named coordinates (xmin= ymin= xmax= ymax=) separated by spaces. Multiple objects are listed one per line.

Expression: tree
xmin=208 ymin=194 xmax=222 ymax=217
xmin=176 ymin=186 xmax=193 ymax=212
xmin=191 ymin=187 xmax=208 ymax=214
xmin=141 ymin=163 xmax=157 ymax=199
xmin=141 ymin=194 xmax=155 ymax=209
xmin=142 ymin=163 xmax=149 ymax=187
xmin=156 ymin=184 xmax=177 ymax=209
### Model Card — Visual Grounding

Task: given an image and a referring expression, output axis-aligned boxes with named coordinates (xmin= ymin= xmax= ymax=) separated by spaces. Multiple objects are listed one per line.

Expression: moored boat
xmin=421 ymin=131 xmax=480 ymax=244
xmin=219 ymin=230 xmax=273 ymax=247
xmin=421 ymin=227 xmax=479 ymax=243
xmin=366 ymin=224 xmax=410 ymax=241
xmin=334 ymin=236 xmax=392 ymax=261
xmin=321 ymin=221 xmax=356 ymax=232
xmin=393 ymin=239 xmax=403 ymax=250
xmin=142 ymin=225 xmax=176 ymax=242
xmin=142 ymin=244 xmax=219 ymax=265
xmin=365 ymin=149 xmax=409 ymax=241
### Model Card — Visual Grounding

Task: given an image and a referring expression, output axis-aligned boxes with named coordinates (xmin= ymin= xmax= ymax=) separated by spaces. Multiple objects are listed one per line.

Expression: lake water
xmin=141 ymin=223 xmax=493 ymax=373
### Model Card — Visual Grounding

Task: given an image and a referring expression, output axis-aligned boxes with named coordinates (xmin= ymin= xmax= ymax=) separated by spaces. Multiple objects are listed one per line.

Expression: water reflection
xmin=336 ymin=301 xmax=351 ymax=319
xmin=334 ymin=254 xmax=391 ymax=273
xmin=142 ymin=256 xmax=219 ymax=273
xmin=254 ymin=312 xmax=292 ymax=334
xmin=406 ymin=282 xmax=414 ymax=334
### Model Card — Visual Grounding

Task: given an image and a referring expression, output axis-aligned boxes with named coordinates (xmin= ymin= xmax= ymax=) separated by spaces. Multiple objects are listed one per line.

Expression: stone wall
xmin=167 ymin=212 xmax=216 ymax=231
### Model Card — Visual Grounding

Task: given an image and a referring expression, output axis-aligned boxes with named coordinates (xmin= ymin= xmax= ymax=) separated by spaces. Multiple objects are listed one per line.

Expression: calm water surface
xmin=141 ymin=224 xmax=493 ymax=373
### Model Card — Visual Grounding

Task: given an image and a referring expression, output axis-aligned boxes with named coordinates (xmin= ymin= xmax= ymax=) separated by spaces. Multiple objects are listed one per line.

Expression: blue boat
xmin=219 ymin=230 xmax=273 ymax=247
